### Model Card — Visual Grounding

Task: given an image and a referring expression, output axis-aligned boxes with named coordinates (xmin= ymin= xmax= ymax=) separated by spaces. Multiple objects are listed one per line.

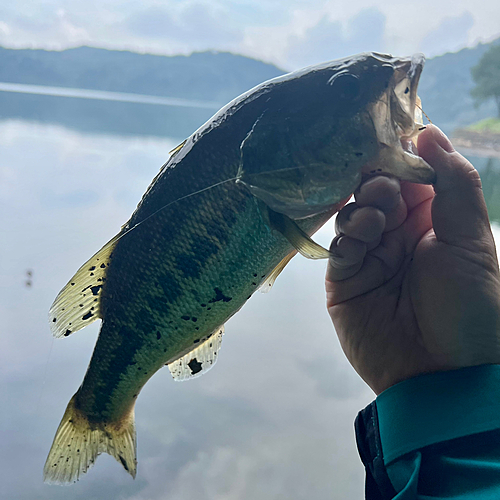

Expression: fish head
xmin=238 ymin=53 xmax=435 ymax=219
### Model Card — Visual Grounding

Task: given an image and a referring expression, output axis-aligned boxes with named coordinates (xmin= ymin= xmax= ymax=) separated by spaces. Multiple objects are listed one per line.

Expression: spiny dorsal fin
xmin=168 ymin=327 xmax=224 ymax=381
xmin=268 ymin=209 xmax=331 ymax=260
xmin=259 ymin=251 xmax=297 ymax=293
xmin=169 ymin=140 xmax=187 ymax=157
xmin=49 ymin=234 xmax=120 ymax=338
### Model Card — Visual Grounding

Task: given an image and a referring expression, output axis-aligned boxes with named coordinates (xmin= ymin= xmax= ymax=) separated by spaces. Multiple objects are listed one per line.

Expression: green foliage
xmin=417 ymin=40 xmax=499 ymax=134
xmin=467 ymin=118 xmax=500 ymax=134
xmin=480 ymin=157 xmax=500 ymax=224
xmin=471 ymin=44 xmax=500 ymax=117
xmin=0 ymin=46 xmax=284 ymax=104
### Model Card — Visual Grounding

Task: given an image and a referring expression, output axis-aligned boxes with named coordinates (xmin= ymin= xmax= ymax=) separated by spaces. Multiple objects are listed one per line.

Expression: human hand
xmin=325 ymin=125 xmax=500 ymax=395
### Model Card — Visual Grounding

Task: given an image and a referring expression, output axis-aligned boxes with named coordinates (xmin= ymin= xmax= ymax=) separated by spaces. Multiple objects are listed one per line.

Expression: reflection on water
xmin=1 ymin=96 xmax=500 ymax=499
xmin=0 ymin=91 xmax=215 ymax=139
xmin=473 ymin=156 xmax=500 ymax=224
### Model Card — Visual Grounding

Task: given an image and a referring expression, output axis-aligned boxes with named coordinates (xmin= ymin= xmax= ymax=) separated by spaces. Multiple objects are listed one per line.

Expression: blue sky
xmin=0 ymin=0 xmax=499 ymax=69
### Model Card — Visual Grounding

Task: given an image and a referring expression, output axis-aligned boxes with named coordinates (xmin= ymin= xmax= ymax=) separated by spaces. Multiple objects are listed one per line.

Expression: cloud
xmin=286 ymin=8 xmax=386 ymax=69
xmin=420 ymin=11 xmax=475 ymax=57
xmin=125 ymin=3 xmax=241 ymax=46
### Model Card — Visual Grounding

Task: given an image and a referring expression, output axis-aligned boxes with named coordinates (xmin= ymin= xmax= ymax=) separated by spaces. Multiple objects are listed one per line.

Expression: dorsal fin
xmin=259 ymin=250 xmax=297 ymax=293
xmin=168 ymin=327 xmax=224 ymax=381
xmin=169 ymin=140 xmax=187 ymax=157
xmin=49 ymin=234 xmax=119 ymax=338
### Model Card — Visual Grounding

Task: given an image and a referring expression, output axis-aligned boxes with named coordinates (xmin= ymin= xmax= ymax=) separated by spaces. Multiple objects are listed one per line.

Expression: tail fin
xmin=43 ymin=394 xmax=137 ymax=484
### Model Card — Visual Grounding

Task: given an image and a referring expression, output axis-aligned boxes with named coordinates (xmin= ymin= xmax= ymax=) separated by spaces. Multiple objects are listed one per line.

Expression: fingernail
xmin=433 ymin=125 xmax=455 ymax=153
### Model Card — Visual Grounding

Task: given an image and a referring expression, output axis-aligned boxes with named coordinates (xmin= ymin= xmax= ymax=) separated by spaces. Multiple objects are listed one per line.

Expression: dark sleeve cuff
xmin=355 ymin=402 xmax=397 ymax=499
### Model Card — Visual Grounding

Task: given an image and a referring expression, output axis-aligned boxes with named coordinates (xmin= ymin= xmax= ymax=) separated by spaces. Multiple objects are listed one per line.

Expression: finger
xmin=326 ymin=235 xmax=366 ymax=282
xmin=417 ymin=125 xmax=492 ymax=249
xmin=335 ymin=205 xmax=385 ymax=242
xmin=355 ymin=176 xmax=407 ymax=232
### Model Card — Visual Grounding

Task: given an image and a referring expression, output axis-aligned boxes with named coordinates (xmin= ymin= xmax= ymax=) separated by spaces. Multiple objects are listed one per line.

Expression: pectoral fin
xmin=267 ymin=209 xmax=331 ymax=260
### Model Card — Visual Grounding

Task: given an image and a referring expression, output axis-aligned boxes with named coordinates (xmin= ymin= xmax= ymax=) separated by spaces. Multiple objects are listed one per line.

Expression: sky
xmin=0 ymin=0 xmax=499 ymax=70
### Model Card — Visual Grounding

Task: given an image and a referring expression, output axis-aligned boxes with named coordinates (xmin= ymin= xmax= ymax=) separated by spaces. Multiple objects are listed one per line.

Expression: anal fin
xmin=168 ymin=327 xmax=224 ymax=381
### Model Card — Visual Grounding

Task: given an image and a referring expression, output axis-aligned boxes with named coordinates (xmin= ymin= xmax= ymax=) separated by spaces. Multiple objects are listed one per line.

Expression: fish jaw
xmin=363 ymin=54 xmax=436 ymax=185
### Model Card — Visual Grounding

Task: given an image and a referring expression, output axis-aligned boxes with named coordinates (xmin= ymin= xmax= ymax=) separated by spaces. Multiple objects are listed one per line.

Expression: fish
xmin=43 ymin=52 xmax=435 ymax=484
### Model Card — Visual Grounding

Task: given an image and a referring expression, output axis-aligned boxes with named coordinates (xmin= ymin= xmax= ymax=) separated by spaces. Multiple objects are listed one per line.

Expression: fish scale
xmin=44 ymin=53 xmax=436 ymax=484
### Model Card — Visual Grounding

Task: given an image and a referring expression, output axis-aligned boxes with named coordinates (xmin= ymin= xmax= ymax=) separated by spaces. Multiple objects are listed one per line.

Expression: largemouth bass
xmin=44 ymin=52 xmax=435 ymax=484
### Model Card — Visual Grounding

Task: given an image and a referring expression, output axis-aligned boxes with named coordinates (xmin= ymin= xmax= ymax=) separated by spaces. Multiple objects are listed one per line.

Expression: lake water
xmin=1 ymin=91 xmax=499 ymax=500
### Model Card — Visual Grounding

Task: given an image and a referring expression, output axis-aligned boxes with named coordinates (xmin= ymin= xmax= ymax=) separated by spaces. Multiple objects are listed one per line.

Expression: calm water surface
xmin=1 ymin=101 xmax=499 ymax=500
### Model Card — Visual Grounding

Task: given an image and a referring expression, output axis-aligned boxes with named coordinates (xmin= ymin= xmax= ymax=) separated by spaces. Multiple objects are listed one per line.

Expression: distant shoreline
xmin=452 ymin=129 xmax=500 ymax=159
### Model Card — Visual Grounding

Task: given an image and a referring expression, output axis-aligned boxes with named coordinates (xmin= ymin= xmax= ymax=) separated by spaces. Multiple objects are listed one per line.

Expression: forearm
xmin=356 ymin=365 xmax=500 ymax=499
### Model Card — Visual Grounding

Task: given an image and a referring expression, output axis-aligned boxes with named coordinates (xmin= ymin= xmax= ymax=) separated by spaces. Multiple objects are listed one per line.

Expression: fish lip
xmin=364 ymin=54 xmax=436 ymax=185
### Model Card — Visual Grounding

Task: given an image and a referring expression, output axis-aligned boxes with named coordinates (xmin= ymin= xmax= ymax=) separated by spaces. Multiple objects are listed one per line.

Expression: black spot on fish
xmin=207 ymin=307 xmax=211 ymax=311
xmin=355 ymin=152 xmax=363 ymax=157
xmin=138 ymin=367 xmax=142 ymax=370
xmin=201 ymin=303 xmax=206 ymax=307
xmin=247 ymin=295 xmax=252 ymax=300
xmin=89 ymin=266 xmax=96 ymax=271
xmin=52 ymin=318 xmax=57 ymax=323
xmin=156 ymin=332 xmax=161 ymax=340
xmin=181 ymin=315 xmax=190 ymax=321
xmin=119 ymin=456 xmax=129 ymax=471
xmin=82 ymin=311 xmax=94 ymax=321
xmin=100 ymin=263 xmax=106 ymax=268
xmin=209 ymin=287 xmax=232 ymax=303
xmin=133 ymin=394 xmax=137 ymax=398
xmin=71 ymin=283 xmax=75 ymax=286
xmin=79 ymin=304 xmax=84 ymax=307
xmin=64 ymin=330 xmax=72 ymax=336
xmin=193 ymin=338 xmax=200 ymax=344
xmin=188 ymin=357 xmax=203 ymax=375
xmin=90 ymin=272 xmax=94 ymax=276
xmin=404 ymin=87 xmax=409 ymax=94
xmin=252 ymin=282 xmax=257 ymax=286
xmin=90 ymin=285 xmax=102 ymax=296
xmin=191 ymin=317 xmax=197 ymax=322
xmin=195 ymin=327 xmax=199 ymax=330
xmin=253 ymin=273 xmax=257 ymax=277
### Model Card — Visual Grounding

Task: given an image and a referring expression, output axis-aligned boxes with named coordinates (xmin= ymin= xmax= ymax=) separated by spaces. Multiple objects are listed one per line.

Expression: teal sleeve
xmin=375 ymin=364 xmax=500 ymax=499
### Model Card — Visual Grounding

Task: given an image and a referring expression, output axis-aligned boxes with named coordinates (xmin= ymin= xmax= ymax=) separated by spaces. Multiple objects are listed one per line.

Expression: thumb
xmin=417 ymin=125 xmax=492 ymax=249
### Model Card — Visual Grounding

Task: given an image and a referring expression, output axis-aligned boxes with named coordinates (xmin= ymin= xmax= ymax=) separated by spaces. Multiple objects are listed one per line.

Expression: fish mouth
xmin=364 ymin=54 xmax=436 ymax=185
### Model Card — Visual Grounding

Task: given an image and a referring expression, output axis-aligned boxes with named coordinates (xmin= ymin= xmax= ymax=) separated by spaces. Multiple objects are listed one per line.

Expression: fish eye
xmin=329 ymin=73 xmax=361 ymax=101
